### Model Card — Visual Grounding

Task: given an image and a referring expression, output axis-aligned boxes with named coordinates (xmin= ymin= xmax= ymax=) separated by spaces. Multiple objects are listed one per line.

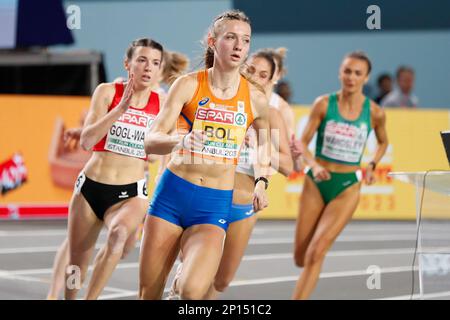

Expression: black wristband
xmin=255 ymin=177 xmax=269 ymax=190
xmin=369 ymin=161 xmax=377 ymax=170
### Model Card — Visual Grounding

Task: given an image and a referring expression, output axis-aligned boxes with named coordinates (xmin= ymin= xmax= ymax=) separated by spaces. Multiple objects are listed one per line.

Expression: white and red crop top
xmin=92 ymin=83 xmax=160 ymax=160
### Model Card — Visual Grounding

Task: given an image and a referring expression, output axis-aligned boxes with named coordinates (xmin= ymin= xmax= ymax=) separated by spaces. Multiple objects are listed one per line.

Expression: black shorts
xmin=74 ymin=172 xmax=147 ymax=220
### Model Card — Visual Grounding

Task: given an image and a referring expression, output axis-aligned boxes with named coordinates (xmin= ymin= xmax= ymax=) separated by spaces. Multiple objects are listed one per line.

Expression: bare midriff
xmin=83 ymin=152 xmax=146 ymax=184
xmin=231 ymin=172 xmax=254 ymax=204
xmin=167 ymin=153 xmax=237 ymax=190
xmin=316 ymin=157 xmax=360 ymax=173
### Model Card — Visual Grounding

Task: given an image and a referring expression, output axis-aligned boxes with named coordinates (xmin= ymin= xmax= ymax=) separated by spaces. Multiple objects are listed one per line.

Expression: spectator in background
xmin=374 ymin=73 xmax=392 ymax=104
xmin=381 ymin=66 xmax=418 ymax=108
xmin=275 ymin=80 xmax=293 ymax=104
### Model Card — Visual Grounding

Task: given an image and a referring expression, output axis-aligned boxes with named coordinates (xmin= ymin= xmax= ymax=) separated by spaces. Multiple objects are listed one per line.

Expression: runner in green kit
xmin=290 ymin=51 xmax=389 ymax=299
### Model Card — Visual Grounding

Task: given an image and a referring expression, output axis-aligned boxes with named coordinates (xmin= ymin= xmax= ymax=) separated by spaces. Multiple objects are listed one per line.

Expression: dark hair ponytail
xmin=204 ymin=47 xmax=214 ymax=69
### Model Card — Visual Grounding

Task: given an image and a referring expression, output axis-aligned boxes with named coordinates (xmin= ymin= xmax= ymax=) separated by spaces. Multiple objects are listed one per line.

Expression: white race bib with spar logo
xmin=321 ymin=120 xmax=368 ymax=163
xmin=192 ymin=104 xmax=248 ymax=160
xmin=105 ymin=108 xmax=154 ymax=159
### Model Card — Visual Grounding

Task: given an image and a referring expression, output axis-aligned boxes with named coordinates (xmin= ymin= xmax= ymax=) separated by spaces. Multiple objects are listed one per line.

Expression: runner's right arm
xmin=144 ymin=75 xmax=196 ymax=155
xmin=80 ymin=78 xmax=134 ymax=150
xmin=299 ymin=95 xmax=331 ymax=181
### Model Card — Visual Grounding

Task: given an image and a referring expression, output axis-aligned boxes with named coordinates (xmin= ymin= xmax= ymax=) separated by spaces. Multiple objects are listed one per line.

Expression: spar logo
xmin=235 ymin=113 xmax=246 ymax=126
xmin=196 ymin=107 xmax=234 ymax=124
xmin=118 ymin=112 xmax=148 ymax=127
xmin=195 ymin=107 xmax=247 ymax=126
xmin=198 ymin=97 xmax=210 ymax=106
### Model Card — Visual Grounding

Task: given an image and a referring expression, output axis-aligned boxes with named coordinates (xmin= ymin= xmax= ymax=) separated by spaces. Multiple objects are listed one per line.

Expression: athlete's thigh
xmin=178 ymin=224 xmax=226 ymax=290
xmin=103 ymin=197 xmax=148 ymax=233
xmin=217 ymin=215 xmax=257 ymax=279
xmin=311 ymin=182 xmax=361 ymax=248
xmin=67 ymin=192 xmax=103 ymax=254
xmin=294 ymin=175 xmax=326 ymax=252
xmin=139 ymin=215 xmax=183 ymax=286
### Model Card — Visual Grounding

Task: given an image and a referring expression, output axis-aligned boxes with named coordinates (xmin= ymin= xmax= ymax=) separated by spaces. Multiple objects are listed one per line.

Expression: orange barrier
xmin=0 ymin=95 xmax=89 ymax=218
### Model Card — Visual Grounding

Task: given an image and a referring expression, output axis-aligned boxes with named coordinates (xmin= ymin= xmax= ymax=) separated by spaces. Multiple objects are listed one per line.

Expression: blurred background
xmin=1 ymin=0 xmax=449 ymax=220
xmin=1 ymin=0 xmax=450 ymax=301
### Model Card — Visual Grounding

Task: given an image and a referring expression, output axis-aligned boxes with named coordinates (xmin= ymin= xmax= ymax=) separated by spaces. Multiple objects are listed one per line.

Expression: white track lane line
xmin=0 ymin=243 xmax=104 ymax=254
xmin=248 ymin=234 xmax=450 ymax=245
xmin=0 ymin=270 xmax=49 ymax=283
xmin=242 ymin=248 xmax=417 ymax=261
xmin=0 ymin=230 xmax=108 ymax=237
xmin=253 ymin=225 xmax=450 ymax=234
xmin=1 ymin=247 xmax=417 ymax=276
xmin=1 ymin=258 xmax=421 ymax=299
xmin=0 ymin=225 xmax=430 ymax=237
xmin=97 ymin=265 xmax=421 ymax=300
xmin=230 ymin=265 xmax=418 ymax=286
xmin=0 ymin=268 xmax=146 ymax=299
xmin=4 ymin=233 xmax=450 ymax=254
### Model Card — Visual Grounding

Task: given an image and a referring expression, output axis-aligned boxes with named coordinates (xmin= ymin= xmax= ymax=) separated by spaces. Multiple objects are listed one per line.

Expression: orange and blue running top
xmin=177 ymin=69 xmax=254 ymax=164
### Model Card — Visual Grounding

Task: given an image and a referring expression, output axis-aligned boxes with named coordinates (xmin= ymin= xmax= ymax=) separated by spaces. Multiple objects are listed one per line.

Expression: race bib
xmin=321 ymin=120 xmax=369 ymax=163
xmin=192 ymin=107 xmax=248 ymax=160
xmin=238 ymin=144 xmax=251 ymax=167
xmin=105 ymin=109 xmax=154 ymax=159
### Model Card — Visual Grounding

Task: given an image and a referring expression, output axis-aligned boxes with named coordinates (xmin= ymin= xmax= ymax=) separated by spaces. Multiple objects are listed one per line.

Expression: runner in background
xmin=291 ymin=51 xmax=388 ymax=299
xmin=46 ymin=46 xmax=189 ymax=300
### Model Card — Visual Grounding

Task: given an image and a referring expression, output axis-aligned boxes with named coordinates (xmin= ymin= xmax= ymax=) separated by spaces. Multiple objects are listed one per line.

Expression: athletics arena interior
xmin=1 ymin=0 xmax=450 ymax=301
